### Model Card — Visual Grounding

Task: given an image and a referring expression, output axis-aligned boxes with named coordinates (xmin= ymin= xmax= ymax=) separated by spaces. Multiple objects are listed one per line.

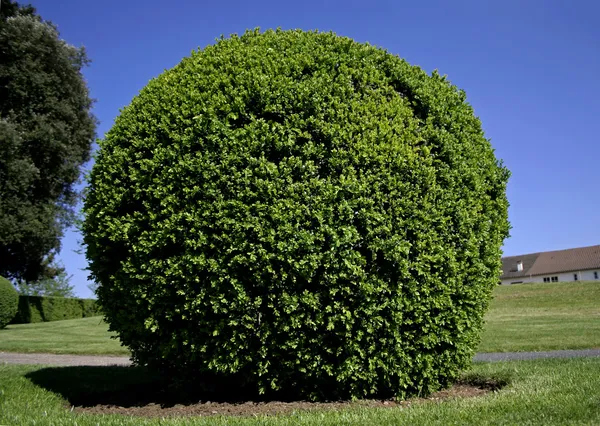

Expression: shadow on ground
xmin=26 ymin=366 xmax=178 ymax=407
xmin=25 ymin=366 xmax=507 ymax=417
xmin=26 ymin=365 xmax=320 ymax=407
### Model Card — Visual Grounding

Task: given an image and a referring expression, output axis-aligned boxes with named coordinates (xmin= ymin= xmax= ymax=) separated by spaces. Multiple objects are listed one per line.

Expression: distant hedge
xmin=11 ymin=295 xmax=100 ymax=324
xmin=0 ymin=276 xmax=19 ymax=328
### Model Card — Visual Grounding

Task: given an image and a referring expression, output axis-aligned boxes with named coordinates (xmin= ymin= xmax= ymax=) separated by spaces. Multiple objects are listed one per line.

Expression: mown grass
xmin=0 ymin=316 xmax=128 ymax=355
xmin=1 ymin=358 xmax=599 ymax=425
xmin=479 ymin=281 xmax=600 ymax=352
xmin=0 ymin=281 xmax=598 ymax=355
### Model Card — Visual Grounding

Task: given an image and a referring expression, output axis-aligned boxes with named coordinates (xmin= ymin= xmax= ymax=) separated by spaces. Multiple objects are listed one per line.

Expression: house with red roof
xmin=500 ymin=245 xmax=600 ymax=285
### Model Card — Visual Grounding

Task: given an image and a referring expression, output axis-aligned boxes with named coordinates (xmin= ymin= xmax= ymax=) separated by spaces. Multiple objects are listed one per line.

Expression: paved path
xmin=1 ymin=349 xmax=599 ymax=367
xmin=473 ymin=349 xmax=600 ymax=362
xmin=0 ymin=352 xmax=131 ymax=366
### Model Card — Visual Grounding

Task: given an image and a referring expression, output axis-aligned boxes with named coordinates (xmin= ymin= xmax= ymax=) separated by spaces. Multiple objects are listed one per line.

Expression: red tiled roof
xmin=501 ymin=245 xmax=600 ymax=279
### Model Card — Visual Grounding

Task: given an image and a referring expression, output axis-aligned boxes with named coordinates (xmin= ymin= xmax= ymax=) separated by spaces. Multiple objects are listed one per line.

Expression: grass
xmin=0 ymin=281 xmax=598 ymax=355
xmin=0 ymin=316 xmax=128 ymax=355
xmin=479 ymin=281 xmax=600 ymax=353
xmin=1 ymin=358 xmax=599 ymax=425
xmin=1 ymin=282 xmax=599 ymax=424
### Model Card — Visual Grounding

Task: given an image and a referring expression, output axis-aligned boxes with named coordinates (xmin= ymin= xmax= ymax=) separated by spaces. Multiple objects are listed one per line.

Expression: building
xmin=501 ymin=245 xmax=600 ymax=285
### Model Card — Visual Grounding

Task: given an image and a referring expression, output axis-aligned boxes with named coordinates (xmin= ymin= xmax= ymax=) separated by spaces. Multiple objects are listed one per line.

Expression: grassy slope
xmin=0 ymin=316 xmax=128 ymax=355
xmin=479 ymin=281 xmax=600 ymax=353
xmin=0 ymin=281 xmax=598 ymax=355
xmin=1 ymin=358 xmax=599 ymax=425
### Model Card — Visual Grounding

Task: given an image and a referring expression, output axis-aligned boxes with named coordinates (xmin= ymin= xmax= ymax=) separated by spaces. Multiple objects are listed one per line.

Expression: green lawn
xmin=1 ymin=358 xmax=599 ymax=425
xmin=0 ymin=281 xmax=598 ymax=355
xmin=0 ymin=316 xmax=128 ymax=355
xmin=479 ymin=281 xmax=600 ymax=353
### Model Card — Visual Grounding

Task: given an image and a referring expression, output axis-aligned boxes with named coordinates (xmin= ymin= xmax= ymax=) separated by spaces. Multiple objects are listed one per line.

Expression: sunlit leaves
xmin=83 ymin=29 xmax=509 ymax=401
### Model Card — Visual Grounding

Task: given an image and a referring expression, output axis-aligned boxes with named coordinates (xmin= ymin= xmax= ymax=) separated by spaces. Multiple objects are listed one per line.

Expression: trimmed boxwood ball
xmin=83 ymin=29 xmax=510 ymax=400
xmin=0 ymin=276 xmax=19 ymax=328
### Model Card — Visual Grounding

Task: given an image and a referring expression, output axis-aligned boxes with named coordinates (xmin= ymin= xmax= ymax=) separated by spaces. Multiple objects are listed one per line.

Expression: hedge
xmin=0 ymin=276 xmax=19 ymax=328
xmin=83 ymin=29 xmax=510 ymax=400
xmin=11 ymin=295 xmax=101 ymax=324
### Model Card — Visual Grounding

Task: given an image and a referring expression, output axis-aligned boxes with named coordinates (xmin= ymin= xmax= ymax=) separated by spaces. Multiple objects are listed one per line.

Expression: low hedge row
xmin=11 ymin=295 xmax=100 ymax=324
xmin=0 ymin=276 xmax=19 ymax=328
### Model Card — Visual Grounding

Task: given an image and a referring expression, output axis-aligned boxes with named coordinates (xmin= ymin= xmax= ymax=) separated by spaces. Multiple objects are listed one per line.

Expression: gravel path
xmin=1 ymin=349 xmax=599 ymax=367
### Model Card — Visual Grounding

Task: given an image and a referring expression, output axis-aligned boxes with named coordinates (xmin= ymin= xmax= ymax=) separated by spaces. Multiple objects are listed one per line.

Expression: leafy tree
xmin=84 ymin=29 xmax=510 ymax=401
xmin=15 ymin=264 xmax=75 ymax=297
xmin=0 ymin=0 xmax=97 ymax=282
xmin=0 ymin=0 xmax=34 ymax=18
xmin=86 ymin=280 xmax=98 ymax=296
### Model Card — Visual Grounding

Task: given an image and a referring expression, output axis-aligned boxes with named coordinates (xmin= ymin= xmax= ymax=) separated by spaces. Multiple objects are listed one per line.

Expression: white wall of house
xmin=501 ymin=269 xmax=600 ymax=285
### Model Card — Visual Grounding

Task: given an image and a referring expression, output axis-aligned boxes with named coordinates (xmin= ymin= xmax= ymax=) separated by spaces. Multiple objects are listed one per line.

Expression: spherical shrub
xmin=83 ymin=29 xmax=510 ymax=400
xmin=0 ymin=276 xmax=19 ymax=328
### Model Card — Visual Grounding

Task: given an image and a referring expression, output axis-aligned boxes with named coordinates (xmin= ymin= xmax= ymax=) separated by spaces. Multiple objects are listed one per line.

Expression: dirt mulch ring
xmin=74 ymin=381 xmax=502 ymax=418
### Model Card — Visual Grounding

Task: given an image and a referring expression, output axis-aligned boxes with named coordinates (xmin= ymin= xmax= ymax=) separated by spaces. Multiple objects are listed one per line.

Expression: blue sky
xmin=29 ymin=0 xmax=600 ymax=298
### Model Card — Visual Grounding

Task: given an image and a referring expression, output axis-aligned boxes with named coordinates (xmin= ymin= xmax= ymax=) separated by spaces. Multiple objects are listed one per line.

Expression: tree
xmin=86 ymin=280 xmax=98 ymax=296
xmin=0 ymin=0 xmax=34 ymax=18
xmin=83 ymin=29 xmax=510 ymax=400
xmin=0 ymin=0 xmax=97 ymax=282
xmin=15 ymin=263 xmax=75 ymax=297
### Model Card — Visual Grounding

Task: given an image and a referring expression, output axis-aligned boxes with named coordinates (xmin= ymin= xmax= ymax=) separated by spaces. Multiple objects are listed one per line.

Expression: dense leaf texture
xmin=0 ymin=1 xmax=97 ymax=281
xmin=84 ymin=29 xmax=510 ymax=400
xmin=11 ymin=295 xmax=99 ymax=324
xmin=0 ymin=276 xmax=19 ymax=328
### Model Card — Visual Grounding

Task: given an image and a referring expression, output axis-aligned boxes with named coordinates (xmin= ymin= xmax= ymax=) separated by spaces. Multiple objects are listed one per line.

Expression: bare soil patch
xmin=25 ymin=365 xmax=504 ymax=419
xmin=74 ymin=381 xmax=502 ymax=418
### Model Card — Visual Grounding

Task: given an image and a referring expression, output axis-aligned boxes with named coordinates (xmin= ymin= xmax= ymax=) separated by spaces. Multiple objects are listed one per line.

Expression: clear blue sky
xmin=29 ymin=0 xmax=600 ymax=298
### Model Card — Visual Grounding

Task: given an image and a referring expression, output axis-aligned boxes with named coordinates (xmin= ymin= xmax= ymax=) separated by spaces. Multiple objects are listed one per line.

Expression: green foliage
xmin=0 ymin=0 xmax=35 ymax=19
xmin=0 ymin=0 xmax=97 ymax=282
xmin=0 ymin=275 xmax=19 ymax=328
xmin=16 ymin=266 xmax=75 ymax=297
xmin=11 ymin=295 xmax=99 ymax=324
xmin=83 ymin=29 xmax=510 ymax=400
xmin=81 ymin=298 xmax=101 ymax=318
